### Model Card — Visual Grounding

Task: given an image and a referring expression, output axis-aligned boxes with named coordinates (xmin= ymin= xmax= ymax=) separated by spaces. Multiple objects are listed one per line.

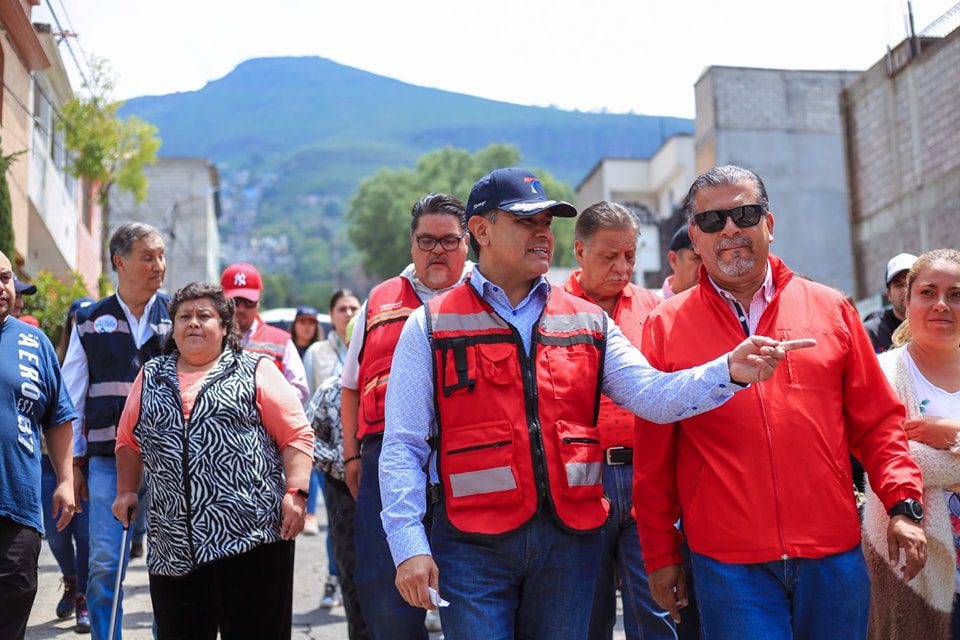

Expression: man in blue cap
xmin=378 ymin=168 xmax=813 ymax=638
xmin=660 ymin=226 xmax=702 ymax=300
xmin=12 ymin=275 xmax=37 ymax=318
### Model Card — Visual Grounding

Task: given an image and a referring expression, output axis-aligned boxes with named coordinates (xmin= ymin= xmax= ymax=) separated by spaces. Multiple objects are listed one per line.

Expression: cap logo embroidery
xmin=234 ymin=273 xmax=247 ymax=287
xmin=523 ymin=177 xmax=542 ymax=194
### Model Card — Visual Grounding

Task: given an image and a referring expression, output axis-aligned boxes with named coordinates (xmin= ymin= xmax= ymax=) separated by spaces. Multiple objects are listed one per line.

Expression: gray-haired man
xmin=61 ymin=222 xmax=171 ymax=639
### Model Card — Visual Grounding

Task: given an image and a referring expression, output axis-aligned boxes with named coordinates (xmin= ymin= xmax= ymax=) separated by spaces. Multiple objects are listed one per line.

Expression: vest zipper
xmin=446 ymin=440 xmax=511 ymax=456
xmin=519 ymin=321 xmax=551 ymax=511
xmin=160 ymin=362 xmax=235 ymax=570
xmin=562 ymin=437 xmax=600 ymax=445
xmin=754 ymin=383 xmax=788 ymax=558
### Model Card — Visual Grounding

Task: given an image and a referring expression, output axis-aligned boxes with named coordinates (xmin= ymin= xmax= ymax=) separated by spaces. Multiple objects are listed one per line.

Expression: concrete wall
xmin=842 ymin=31 xmax=960 ymax=298
xmin=695 ymin=67 xmax=861 ymax=294
xmin=110 ymin=158 xmax=220 ymax=293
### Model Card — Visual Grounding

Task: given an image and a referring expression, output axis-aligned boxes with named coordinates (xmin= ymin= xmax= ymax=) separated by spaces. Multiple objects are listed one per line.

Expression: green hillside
xmin=121 ymin=56 xmax=692 ymax=188
xmin=118 ymin=56 xmax=693 ymax=306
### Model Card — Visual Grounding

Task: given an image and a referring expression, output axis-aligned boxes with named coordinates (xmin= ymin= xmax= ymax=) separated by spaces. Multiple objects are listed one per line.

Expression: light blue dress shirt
xmin=380 ymin=270 xmax=743 ymax=567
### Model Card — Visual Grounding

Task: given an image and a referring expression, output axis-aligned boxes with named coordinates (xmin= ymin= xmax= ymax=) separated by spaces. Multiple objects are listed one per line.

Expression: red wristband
xmin=286 ymin=487 xmax=309 ymax=501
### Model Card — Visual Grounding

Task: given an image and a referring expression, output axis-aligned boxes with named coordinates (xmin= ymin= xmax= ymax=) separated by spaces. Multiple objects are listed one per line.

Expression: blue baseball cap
xmin=465 ymin=168 xmax=577 ymax=222
xmin=13 ymin=275 xmax=36 ymax=296
xmin=68 ymin=297 xmax=95 ymax=319
xmin=669 ymin=226 xmax=693 ymax=253
xmin=295 ymin=305 xmax=319 ymax=320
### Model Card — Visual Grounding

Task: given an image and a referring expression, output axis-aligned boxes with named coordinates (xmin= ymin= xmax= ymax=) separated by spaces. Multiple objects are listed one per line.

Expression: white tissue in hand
xmin=428 ymin=586 xmax=450 ymax=607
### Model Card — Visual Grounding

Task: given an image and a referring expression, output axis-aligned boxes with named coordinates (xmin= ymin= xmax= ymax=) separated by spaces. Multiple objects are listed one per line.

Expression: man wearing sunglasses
xmin=221 ymin=262 xmax=309 ymax=403
xmin=339 ymin=193 xmax=471 ymax=640
xmin=633 ymin=165 xmax=926 ymax=639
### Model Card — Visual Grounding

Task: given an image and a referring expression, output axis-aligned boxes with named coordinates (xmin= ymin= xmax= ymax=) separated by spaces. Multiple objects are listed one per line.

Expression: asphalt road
xmin=26 ymin=506 xmax=627 ymax=639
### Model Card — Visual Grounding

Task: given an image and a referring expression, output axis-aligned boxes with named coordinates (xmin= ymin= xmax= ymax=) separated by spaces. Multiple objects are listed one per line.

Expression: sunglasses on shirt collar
xmin=693 ymin=204 xmax=766 ymax=233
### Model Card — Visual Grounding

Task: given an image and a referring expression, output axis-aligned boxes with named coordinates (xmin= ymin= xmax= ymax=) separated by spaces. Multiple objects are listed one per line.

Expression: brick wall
xmin=843 ymin=30 xmax=960 ymax=297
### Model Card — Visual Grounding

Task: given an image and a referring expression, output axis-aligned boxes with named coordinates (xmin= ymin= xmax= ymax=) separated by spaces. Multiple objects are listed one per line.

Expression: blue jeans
xmin=309 ymin=469 xmax=337 ymax=577
xmin=590 ymin=463 xmax=676 ymax=640
xmin=432 ymin=505 xmax=603 ymax=640
xmin=690 ymin=546 xmax=870 ymax=640
xmin=87 ymin=456 xmax=135 ymax=640
xmin=41 ymin=456 xmax=90 ymax=593
xmin=354 ymin=437 xmax=426 ymax=640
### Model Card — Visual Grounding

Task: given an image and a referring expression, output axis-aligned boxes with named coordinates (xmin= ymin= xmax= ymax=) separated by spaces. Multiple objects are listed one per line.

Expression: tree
xmin=0 ymin=140 xmax=24 ymax=260
xmin=347 ymin=144 xmax=577 ymax=280
xmin=58 ymin=57 xmax=161 ymax=272
xmin=22 ymin=271 xmax=93 ymax=353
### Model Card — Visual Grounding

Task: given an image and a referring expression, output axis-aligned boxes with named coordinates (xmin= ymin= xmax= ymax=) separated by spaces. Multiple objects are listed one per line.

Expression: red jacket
xmin=428 ymin=282 xmax=608 ymax=535
xmin=245 ymin=318 xmax=291 ymax=371
xmin=633 ymin=255 xmax=922 ymax=571
xmin=357 ymin=277 xmax=422 ymax=439
xmin=563 ymin=272 xmax=660 ymax=450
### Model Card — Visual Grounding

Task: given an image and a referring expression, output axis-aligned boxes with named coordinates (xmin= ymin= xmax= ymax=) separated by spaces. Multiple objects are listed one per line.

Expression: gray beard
xmin=717 ymin=254 xmax=757 ymax=278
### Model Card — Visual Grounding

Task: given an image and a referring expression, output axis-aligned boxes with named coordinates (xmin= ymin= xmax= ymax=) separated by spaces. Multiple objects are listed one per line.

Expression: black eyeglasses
xmin=233 ymin=298 xmax=258 ymax=309
xmin=693 ymin=204 xmax=765 ymax=233
xmin=415 ymin=234 xmax=465 ymax=252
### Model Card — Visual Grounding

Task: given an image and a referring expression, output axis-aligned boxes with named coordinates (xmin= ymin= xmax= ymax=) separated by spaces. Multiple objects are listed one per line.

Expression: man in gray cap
xmin=863 ymin=252 xmax=917 ymax=353
xmin=379 ymin=167 xmax=813 ymax=639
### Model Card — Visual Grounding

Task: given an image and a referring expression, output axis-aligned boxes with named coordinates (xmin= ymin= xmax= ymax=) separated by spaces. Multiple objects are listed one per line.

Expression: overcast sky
xmin=31 ymin=0 xmax=959 ymax=118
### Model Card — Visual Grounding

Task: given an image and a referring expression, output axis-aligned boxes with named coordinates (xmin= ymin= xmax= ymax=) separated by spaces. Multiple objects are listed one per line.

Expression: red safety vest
xmin=245 ymin=318 xmax=290 ymax=372
xmin=563 ymin=273 xmax=660 ymax=450
xmin=427 ymin=282 xmax=609 ymax=535
xmin=357 ymin=276 xmax=422 ymax=439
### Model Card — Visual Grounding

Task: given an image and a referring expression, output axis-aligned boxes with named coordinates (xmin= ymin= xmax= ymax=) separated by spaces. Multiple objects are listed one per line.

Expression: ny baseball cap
xmin=465 ymin=168 xmax=577 ymax=222
xmin=885 ymin=253 xmax=917 ymax=286
xmin=13 ymin=275 xmax=36 ymax=296
xmin=221 ymin=263 xmax=263 ymax=302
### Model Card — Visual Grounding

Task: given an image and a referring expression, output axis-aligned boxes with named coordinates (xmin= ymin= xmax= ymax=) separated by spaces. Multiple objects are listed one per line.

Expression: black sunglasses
xmin=693 ymin=204 xmax=765 ymax=233
xmin=233 ymin=298 xmax=258 ymax=309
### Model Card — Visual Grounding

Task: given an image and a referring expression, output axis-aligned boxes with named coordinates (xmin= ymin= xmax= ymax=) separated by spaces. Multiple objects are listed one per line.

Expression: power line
xmin=52 ymin=0 xmax=94 ymax=80
xmin=42 ymin=0 xmax=90 ymax=89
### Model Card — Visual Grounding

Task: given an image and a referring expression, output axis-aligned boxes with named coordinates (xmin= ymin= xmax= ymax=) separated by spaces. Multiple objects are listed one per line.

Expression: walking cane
xmin=108 ymin=505 xmax=136 ymax=640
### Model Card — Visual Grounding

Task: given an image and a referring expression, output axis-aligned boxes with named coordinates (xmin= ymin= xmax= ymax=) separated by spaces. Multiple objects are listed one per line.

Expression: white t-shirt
xmin=904 ymin=349 xmax=960 ymax=591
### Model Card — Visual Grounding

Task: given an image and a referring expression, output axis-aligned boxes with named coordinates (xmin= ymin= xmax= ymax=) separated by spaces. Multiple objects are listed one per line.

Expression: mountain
xmin=121 ymin=56 xmax=692 ymax=190
xmin=118 ymin=56 xmax=693 ymax=305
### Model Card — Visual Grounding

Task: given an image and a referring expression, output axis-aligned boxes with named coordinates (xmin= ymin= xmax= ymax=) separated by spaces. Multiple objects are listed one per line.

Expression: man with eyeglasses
xmin=633 ymin=165 xmax=926 ymax=639
xmin=339 ymin=193 xmax=471 ymax=640
xmin=221 ymin=262 xmax=308 ymax=403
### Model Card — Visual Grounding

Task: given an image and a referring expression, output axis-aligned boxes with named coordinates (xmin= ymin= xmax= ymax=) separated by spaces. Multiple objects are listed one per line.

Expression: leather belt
xmin=604 ymin=446 xmax=633 ymax=466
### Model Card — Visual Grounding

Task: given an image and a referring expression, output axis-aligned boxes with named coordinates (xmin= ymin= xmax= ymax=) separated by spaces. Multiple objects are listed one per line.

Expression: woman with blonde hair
xmin=864 ymin=248 xmax=960 ymax=639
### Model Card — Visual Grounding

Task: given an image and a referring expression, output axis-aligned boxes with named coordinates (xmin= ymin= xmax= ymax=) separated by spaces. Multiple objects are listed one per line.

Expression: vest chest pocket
xmin=545 ymin=348 xmax=599 ymax=400
xmin=440 ymin=342 xmax=516 ymax=396
xmin=442 ymin=420 xmax=522 ymax=507
xmin=554 ymin=420 xmax=603 ymax=499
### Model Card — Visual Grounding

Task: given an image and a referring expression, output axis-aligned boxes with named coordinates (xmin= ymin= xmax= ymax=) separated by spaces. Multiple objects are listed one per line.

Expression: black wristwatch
xmin=888 ymin=499 xmax=924 ymax=523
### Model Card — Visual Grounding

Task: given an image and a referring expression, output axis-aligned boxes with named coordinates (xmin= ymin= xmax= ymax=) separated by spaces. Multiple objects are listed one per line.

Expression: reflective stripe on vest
xmin=357 ymin=277 xmax=422 ymax=439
